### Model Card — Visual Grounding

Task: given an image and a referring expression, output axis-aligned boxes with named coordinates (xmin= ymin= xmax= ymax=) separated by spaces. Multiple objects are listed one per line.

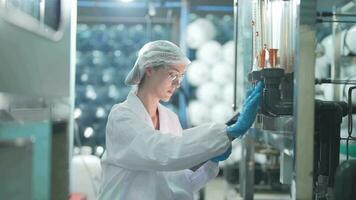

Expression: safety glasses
xmin=166 ymin=71 xmax=184 ymax=88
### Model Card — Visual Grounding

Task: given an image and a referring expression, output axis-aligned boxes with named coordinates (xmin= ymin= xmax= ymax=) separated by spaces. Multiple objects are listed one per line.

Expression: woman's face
xmin=145 ymin=63 xmax=186 ymax=102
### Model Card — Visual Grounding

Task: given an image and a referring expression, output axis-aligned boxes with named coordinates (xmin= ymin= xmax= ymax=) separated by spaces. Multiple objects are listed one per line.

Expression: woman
xmin=98 ymin=40 xmax=262 ymax=200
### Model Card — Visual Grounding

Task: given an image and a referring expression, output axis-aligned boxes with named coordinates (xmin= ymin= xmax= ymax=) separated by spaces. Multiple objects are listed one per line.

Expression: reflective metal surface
xmin=293 ymin=1 xmax=317 ymax=199
xmin=0 ymin=0 xmax=68 ymax=41
xmin=235 ymin=0 xmax=317 ymax=199
xmin=251 ymin=114 xmax=294 ymax=152
xmin=0 ymin=1 xmax=74 ymax=96
xmin=0 ymin=1 xmax=76 ymax=199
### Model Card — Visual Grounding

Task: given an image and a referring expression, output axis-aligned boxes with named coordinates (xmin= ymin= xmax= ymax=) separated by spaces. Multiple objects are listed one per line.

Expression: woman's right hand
xmin=226 ymin=82 xmax=263 ymax=139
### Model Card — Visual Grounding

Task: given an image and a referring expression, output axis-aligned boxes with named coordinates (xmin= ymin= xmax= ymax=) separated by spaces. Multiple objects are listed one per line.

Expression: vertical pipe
xmin=178 ymin=0 xmax=189 ymax=128
xmin=68 ymin=0 xmax=77 ymax=167
xmin=328 ymin=106 xmax=342 ymax=187
xmin=145 ymin=0 xmax=152 ymax=41
xmin=293 ymin=0 xmax=316 ymax=199
xmin=40 ymin=0 xmax=45 ymax=28
xmin=280 ymin=1 xmax=291 ymax=72
xmin=235 ymin=0 xmax=255 ymax=199
xmin=233 ymin=0 xmax=239 ymax=111
xmin=242 ymin=135 xmax=255 ymax=200
xmin=331 ymin=6 xmax=342 ymax=101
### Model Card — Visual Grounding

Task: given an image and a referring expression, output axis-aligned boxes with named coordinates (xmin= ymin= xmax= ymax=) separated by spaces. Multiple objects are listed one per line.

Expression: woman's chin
xmin=160 ymin=94 xmax=172 ymax=102
xmin=161 ymin=97 xmax=171 ymax=102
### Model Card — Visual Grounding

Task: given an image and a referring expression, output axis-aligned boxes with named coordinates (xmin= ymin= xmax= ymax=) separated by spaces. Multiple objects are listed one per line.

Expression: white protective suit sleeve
xmin=105 ymin=108 xmax=230 ymax=171
xmin=163 ymin=161 xmax=219 ymax=199
xmin=171 ymin=114 xmax=220 ymax=193
xmin=185 ymin=161 xmax=220 ymax=192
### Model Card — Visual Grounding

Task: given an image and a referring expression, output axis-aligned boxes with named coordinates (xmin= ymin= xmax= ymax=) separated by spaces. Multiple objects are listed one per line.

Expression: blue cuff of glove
xmin=226 ymin=126 xmax=244 ymax=139
xmin=210 ymin=158 xmax=219 ymax=163
xmin=210 ymin=145 xmax=232 ymax=163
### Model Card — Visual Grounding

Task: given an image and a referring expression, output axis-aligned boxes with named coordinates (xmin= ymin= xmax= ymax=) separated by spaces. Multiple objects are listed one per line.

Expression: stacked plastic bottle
xmin=75 ymin=23 xmax=172 ymax=151
xmin=185 ymin=14 xmax=243 ymax=126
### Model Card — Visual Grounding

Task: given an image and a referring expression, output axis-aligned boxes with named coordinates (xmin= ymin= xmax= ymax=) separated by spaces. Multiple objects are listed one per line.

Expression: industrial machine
xmin=0 ymin=1 xmax=76 ymax=200
xmin=230 ymin=0 xmax=356 ymax=199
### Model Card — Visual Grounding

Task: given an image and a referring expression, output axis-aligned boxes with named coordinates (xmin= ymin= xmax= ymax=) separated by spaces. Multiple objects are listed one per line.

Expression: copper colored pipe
xmin=258 ymin=49 xmax=266 ymax=69
xmin=269 ymin=48 xmax=278 ymax=68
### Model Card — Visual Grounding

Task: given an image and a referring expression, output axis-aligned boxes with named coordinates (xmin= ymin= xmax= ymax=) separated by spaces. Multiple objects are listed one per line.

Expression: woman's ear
xmin=145 ymin=67 xmax=154 ymax=77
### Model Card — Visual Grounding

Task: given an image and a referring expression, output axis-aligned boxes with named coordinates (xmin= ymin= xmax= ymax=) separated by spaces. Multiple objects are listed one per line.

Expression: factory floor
xmin=204 ymin=177 xmax=291 ymax=200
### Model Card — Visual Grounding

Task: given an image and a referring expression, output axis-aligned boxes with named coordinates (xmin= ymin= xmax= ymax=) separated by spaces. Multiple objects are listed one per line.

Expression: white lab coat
xmin=97 ymin=90 xmax=230 ymax=200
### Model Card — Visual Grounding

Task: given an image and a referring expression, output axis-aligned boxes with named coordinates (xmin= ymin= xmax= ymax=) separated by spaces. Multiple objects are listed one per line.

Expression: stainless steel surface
xmin=236 ymin=0 xmax=254 ymax=199
xmin=280 ymin=1 xmax=294 ymax=73
xmin=235 ymin=0 xmax=317 ymax=199
xmin=236 ymin=0 xmax=253 ymax=79
xmin=252 ymin=0 xmax=263 ymax=63
xmin=0 ymin=1 xmax=76 ymax=199
xmin=293 ymin=0 xmax=317 ymax=199
xmin=233 ymin=0 xmax=239 ymax=111
xmin=331 ymin=9 xmax=343 ymax=101
xmin=255 ymin=114 xmax=294 ymax=134
xmin=266 ymin=0 xmax=282 ymax=50
xmin=0 ymin=0 xmax=68 ymax=41
xmin=251 ymin=114 xmax=294 ymax=152
xmin=252 ymin=129 xmax=294 ymax=153
xmin=280 ymin=151 xmax=293 ymax=185
xmin=240 ymin=134 xmax=255 ymax=200
xmin=0 ymin=0 xmax=73 ymax=97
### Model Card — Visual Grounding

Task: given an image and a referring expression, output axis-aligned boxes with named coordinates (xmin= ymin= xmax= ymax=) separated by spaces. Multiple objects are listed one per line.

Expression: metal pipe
xmin=293 ymin=0 xmax=317 ymax=198
xmin=317 ymin=19 xmax=356 ymax=23
xmin=268 ymin=48 xmax=278 ymax=68
xmin=347 ymin=86 xmax=356 ymax=160
xmin=178 ymin=0 xmax=189 ymax=128
xmin=317 ymin=11 xmax=356 ymax=17
xmin=315 ymin=78 xmax=356 ymax=85
xmin=233 ymin=0 xmax=238 ymax=111
xmin=77 ymin=16 xmax=175 ymax=24
xmin=331 ymin=6 xmax=342 ymax=101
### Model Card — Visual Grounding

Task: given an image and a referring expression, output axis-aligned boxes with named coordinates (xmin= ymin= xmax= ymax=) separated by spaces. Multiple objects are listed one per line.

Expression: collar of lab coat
xmin=126 ymin=89 xmax=169 ymax=132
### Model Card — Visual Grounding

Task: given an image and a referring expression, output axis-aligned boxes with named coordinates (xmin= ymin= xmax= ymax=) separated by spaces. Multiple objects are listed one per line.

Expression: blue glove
xmin=211 ymin=145 xmax=232 ymax=163
xmin=226 ymin=81 xmax=263 ymax=138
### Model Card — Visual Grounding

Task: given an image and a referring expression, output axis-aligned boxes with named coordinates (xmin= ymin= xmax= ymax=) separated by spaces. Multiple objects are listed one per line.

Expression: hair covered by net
xmin=125 ymin=40 xmax=191 ymax=85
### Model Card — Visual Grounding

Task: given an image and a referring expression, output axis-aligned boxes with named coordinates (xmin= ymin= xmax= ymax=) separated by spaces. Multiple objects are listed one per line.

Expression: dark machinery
xmin=247 ymin=72 xmax=356 ymax=199
xmin=248 ymin=68 xmax=293 ymax=116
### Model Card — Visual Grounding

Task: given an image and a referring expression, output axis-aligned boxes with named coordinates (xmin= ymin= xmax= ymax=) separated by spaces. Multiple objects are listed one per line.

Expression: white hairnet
xmin=125 ymin=40 xmax=191 ymax=85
